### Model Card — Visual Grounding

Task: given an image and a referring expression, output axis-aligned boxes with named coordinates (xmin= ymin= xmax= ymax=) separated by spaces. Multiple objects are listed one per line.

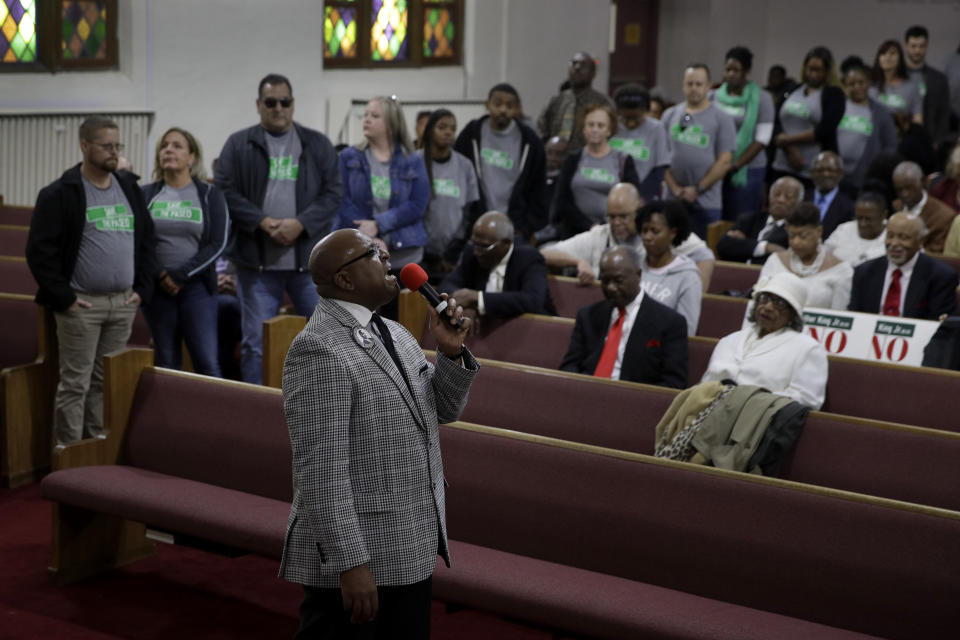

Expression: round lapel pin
xmin=353 ymin=326 xmax=374 ymax=349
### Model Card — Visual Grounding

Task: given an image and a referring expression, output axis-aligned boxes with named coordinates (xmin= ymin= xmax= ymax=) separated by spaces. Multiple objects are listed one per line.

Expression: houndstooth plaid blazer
xmin=278 ymin=296 xmax=478 ymax=588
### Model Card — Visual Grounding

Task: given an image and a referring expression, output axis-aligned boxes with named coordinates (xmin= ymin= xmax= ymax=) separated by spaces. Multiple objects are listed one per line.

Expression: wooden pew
xmin=547 ymin=275 xmax=602 ymax=318
xmin=697 ymin=294 xmax=748 ymax=338
xmin=1 ymin=293 xmax=58 ymax=487
xmin=262 ymin=315 xmax=306 ymax=388
xmin=705 ymin=219 xmax=734 ymax=254
xmin=450 ymin=356 xmax=960 ymax=511
xmin=0 ymin=224 xmax=28 ymax=256
xmin=0 ymin=205 xmax=32 ymax=226
xmin=0 ymin=256 xmax=35 ymax=295
xmin=438 ymin=422 xmax=960 ymax=639
xmin=708 ymin=260 xmax=761 ymax=294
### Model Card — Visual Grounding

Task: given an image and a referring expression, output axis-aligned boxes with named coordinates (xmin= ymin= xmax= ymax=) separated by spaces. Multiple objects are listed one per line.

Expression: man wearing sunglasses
xmin=215 ymin=73 xmax=342 ymax=384
xmin=662 ymin=63 xmax=737 ymax=239
xmin=27 ymin=115 xmax=157 ymax=444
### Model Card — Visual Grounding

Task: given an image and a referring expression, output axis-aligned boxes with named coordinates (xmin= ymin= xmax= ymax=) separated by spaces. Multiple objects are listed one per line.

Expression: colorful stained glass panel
xmin=423 ymin=7 xmax=455 ymax=58
xmin=1 ymin=0 xmax=38 ymax=63
xmin=371 ymin=0 xmax=407 ymax=62
xmin=61 ymin=0 xmax=108 ymax=60
xmin=324 ymin=6 xmax=357 ymax=59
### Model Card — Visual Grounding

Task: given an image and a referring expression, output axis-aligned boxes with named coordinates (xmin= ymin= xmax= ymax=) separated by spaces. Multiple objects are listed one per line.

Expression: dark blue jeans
xmin=236 ymin=267 xmax=319 ymax=384
xmin=723 ymin=166 xmax=766 ymax=221
xmin=142 ymin=279 xmax=221 ymax=376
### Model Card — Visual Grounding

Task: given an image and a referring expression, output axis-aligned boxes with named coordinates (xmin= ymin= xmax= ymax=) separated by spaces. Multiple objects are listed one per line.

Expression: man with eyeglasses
xmin=27 ymin=115 xmax=157 ymax=444
xmin=440 ymin=211 xmax=556 ymax=329
xmin=662 ymin=63 xmax=737 ymax=239
xmin=280 ymin=228 xmax=476 ymax=637
xmin=215 ymin=73 xmax=342 ymax=384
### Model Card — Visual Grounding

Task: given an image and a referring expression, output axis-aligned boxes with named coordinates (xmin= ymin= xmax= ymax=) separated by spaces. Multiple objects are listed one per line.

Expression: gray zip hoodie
xmin=641 ymin=253 xmax=702 ymax=336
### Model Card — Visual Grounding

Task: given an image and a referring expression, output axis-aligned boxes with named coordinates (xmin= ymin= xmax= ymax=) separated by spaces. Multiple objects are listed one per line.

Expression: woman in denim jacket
xmin=336 ymin=96 xmax=430 ymax=272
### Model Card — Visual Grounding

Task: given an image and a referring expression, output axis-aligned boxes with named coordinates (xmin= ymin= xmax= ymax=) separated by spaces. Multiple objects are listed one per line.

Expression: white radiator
xmin=0 ymin=111 xmax=154 ymax=207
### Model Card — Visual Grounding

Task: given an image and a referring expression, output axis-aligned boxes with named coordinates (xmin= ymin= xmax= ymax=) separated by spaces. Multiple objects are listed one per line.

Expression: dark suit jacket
xmin=560 ymin=295 xmax=688 ymax=388
xmin=848 ymin=253 xmax=959 ymax=320
xmin=716 ymin=209 xmax=788 ymax=264
xmin=440 ymin=243 xmax=557 ymax=318
xmin=917 ymin=65 xmax=951 ymax=146
xmin=809 ymin=189 xmax=854 ymax=241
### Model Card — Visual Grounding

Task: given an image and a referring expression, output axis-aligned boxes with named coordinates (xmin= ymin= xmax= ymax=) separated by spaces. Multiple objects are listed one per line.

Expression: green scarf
xmin=716 ymin=80 xmax=760 ymax=188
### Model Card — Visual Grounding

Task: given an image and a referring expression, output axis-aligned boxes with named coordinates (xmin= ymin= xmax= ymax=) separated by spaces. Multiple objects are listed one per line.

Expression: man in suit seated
xmin=441 ymin=211 xmax=556 ymax=329
xmin=716 ymin=176 xmax=803 ymax=263
xmin=849 ymin=212 xmax=959 ymax=320
xmin=893 ymin=161 xmax=957 ymax=254
xmin=560 ymin=245 xmax=688 ymax=388
xmin=809 ymin=151 xmax=854 ymax=240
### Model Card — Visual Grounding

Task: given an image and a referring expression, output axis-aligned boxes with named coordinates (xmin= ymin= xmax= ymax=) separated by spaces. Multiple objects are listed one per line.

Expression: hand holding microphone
xmin=399 ymin=264 xmax=470 ymax=356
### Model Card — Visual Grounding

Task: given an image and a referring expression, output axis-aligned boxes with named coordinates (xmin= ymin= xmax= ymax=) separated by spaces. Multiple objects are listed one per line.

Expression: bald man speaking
xmin=279 ymin=229 xmax=478 ymax=638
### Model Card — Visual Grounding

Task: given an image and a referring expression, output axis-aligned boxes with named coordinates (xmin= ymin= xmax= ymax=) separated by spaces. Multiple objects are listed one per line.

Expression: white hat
xmin=754 ymin=272 xmax=807 ymax=318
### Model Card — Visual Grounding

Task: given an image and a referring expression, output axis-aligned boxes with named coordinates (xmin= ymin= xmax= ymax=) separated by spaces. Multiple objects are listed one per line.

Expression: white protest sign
xmin=802 ymin=308 xmax=940 ymax=367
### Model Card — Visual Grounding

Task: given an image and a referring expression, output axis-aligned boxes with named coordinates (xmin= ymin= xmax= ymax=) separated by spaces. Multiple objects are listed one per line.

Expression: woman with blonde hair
xmin=141 ymin=127 xmax=229 ymax=375
xmin=336 ymin=95 xmax=429 ymax=273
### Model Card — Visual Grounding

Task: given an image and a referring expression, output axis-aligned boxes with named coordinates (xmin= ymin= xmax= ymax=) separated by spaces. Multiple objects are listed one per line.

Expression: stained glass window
xmin=1 ymin=0 xmax=37 ymax=64
xmin=61 ymin=1 xmax=108 ymax=60
xmin=423 ymin=6 xmax=454 ymax=59
xmin=371 ymin=0 xmax=407 ymax=62
xmin=324 ymin=5 xmax=357 ymax=59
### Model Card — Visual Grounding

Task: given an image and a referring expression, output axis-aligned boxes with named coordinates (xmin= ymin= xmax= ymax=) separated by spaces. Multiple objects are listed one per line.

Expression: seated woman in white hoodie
xmin=638 ymin=200 xmax=703 ymax=336
xmin=701 ymin=272 xmax=827 ymax=409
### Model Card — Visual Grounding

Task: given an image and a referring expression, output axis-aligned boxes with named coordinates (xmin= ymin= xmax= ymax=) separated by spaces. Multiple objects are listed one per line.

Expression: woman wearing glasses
xmin=757 ymin=202 xmax=852 ymax=310
xmin=701 ymin=272 xmax=827 ymax=409
xmin=141 ymin=127 xmax=229 ymax=375
xmin=336 ymin=96 xmax=429 ymax=276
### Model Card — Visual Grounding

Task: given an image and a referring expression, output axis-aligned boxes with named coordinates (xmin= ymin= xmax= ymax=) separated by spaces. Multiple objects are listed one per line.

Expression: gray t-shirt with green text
xmin=148 ymin=182 xmax=202 ymax=272
xmin=708 ymin=88 xmax=775 ymax=170
xmin=262 ymin=127 xmax=302 ymax=271
xmin=772 ymin=85 xmax=823 ymax=179
xmin=609 ymin=118 xmax=669 ymax=182
xmin=479 ymin=119 xmax=521 ymax=214
xmin=571 ymin=149 xmax=622 ymax=226
xmin=662 ymin=103 xmax=737 ymax=210
xmin=71 ymin=176 xmax=135 ymax=293
xmin=869 ymin=79 xmax=923 ymax=118
xmin=366 ymin=147 xmax=392 ymax=214
xmin=836 ymin=100 xmax=873 ymax=178
xmin=417 ymin=150 xmax=479 ymax=256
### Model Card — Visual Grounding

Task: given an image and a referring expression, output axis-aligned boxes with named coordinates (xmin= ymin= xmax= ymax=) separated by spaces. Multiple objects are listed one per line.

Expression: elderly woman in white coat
xmin=701 ymin=272 xmax=828 ymax=409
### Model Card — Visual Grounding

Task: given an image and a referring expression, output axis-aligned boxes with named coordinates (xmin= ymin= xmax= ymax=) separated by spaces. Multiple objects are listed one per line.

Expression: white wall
xmin=655 ymin=0 xmax=960 ymax=102
xmin=0 ymin=0 xmax=612 ymax=187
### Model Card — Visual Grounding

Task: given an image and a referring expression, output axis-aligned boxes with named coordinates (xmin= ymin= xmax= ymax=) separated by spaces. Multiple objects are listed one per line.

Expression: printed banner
xmin=802 ymin=307 xmax=940 ymax=367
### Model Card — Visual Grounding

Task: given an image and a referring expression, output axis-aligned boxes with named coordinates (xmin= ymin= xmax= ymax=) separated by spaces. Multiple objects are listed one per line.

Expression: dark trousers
xmin=294 ymin=577 xmax=432 ymax=640
xmin=141 ymin=279 xmax=221 ymax=376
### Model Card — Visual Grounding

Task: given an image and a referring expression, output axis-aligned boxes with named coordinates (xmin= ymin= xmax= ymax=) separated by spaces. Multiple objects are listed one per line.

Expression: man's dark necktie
xmin=371 ymin=313 xmax=412 ymax=391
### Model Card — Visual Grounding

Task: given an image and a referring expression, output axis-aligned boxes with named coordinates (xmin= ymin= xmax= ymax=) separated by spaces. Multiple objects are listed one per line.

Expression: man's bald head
xmin=606 ymin=183 xmax=642 ymax=243
xmin=769 ymin=176 xmax=804 ymax=220
xmin=471 ymin=211 xmax=514 ymax=270
xmin=308 ymin=229 xmax=397 ymax=308
xmin=893 ymin=161 xmax=926 ymax=209
xmin=599 ymin=245 xmax=642 ymax=308
xmin=473 ymin=211 xmax=514 ymax=241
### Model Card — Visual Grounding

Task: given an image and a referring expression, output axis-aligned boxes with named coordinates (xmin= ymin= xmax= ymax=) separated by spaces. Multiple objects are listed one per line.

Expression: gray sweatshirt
xmin=641 ymin=253 xmax=702 ymax=336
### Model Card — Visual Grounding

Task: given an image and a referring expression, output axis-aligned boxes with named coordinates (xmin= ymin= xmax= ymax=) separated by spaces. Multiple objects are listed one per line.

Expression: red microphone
xmin=399 ymin=263 xmax=462 ymax=327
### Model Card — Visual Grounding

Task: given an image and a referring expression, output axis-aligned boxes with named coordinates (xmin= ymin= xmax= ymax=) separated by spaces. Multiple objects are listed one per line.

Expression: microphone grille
xmin=398 ymin=263 xmax=429 ymax=290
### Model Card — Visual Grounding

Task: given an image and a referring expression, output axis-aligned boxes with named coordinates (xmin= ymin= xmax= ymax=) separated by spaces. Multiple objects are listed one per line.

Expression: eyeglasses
xmin=262 ymin=97 xmax=293 ymax=109
xmin=471 ymin=239 xmax=501 ymax=253
xmin=756 ymin=292 xmax=790 ymax=310
xmin=679 ymin=113 xmax=694 ymax=131
xmin=336 ymin=246 xmax=381 ymax=271
xmin=90 ymin=142 xmax=125 ymax=153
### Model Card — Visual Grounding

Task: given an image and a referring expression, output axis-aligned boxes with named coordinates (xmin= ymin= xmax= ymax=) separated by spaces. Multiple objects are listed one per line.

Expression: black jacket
xmin=453 ymin=116 xmax=547 ymax=238
xmin=439 ymin=243 xmax=556 ymax=318
xmin=142 ymin=177 xmax=230 ymax=295
xmin=214 ymin=122 xmax=342 ymax=271
xmin=807 ymin=189 xmax=854 ymax=241
xmin=916 ymin=65 xmax=951 ymax=146
xmin=848 ymin=253 xmax=959 ymax=320
xmin=551 ymin=149 xmax=641 ymax=239
xmin=26 ymin=165 xmax=157 ymax=312
xmin=560 ymin=295 xmax=688 ymax=388
xmin=716 ymin=209 xmax=788 ymax=264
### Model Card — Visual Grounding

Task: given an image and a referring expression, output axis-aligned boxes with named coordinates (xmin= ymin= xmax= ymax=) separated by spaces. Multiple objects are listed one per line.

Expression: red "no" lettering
xmin=871 ymin=336 xmax=909 ymax=362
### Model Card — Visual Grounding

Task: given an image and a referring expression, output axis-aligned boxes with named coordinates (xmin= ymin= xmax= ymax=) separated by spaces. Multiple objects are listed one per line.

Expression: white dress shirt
xmin=824 ymin=221 xmax=886 ymax=266
xmin=881 ymin=251 xmax=919 ymax=316
xmin=604 ymin=289 xmax=645 ymax=380
xmin=478 ymin=243 xmax=514 ymax=315
xmin=905 ymin=191 xmax=928 ymax=219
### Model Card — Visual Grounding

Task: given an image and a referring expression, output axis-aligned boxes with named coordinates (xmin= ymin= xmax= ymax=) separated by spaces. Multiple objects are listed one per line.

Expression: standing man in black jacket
xmin=26 ymin=116 xmax=157 ymax=444
xmin=215 ymin=73 xmax=342 ymax=384
xmin=904 ymin=25 xmax=952 ymax=151
xmin=453 ymin=83 xmax=547 ymax=242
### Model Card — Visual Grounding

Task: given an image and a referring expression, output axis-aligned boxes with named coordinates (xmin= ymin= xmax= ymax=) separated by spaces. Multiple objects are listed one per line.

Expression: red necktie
xmin=593 ymin=307 xmax=626 ymax=378
xmin=883 ymin=269 xmax=902 ymax=316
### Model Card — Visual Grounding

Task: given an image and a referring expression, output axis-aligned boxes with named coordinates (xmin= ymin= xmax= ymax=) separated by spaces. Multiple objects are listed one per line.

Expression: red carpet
xmin=0 ymin=484 xmax=558 ymax=639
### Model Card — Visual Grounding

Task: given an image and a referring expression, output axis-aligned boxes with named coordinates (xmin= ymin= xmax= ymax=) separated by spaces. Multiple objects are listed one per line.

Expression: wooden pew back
xmin=708 ymin=260 xmax=760 ymax=294
xmin=441 ymin=422 xmax=960 ymax=639
xmin=0 ymin=224 xmax=28 ymax=257
xmin=0 ymin=257 xmax=34 ymax=295
xmin=0 ymin=205 xmax=32 ymax=226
